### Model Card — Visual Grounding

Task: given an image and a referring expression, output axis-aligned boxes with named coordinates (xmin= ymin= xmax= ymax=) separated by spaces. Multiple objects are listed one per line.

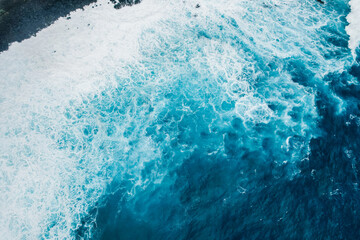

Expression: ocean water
xmin=0 ymin=0 xmax=360 ymax=239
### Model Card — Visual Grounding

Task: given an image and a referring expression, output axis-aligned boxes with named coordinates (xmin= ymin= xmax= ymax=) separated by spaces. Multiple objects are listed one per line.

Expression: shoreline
xmin=0 ymin=0 xmax=139 ymax=52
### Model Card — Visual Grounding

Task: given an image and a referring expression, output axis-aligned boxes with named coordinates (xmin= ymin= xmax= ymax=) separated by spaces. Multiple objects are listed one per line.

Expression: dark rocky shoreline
xmin=0 ymin=0 xmax=139 ymax=52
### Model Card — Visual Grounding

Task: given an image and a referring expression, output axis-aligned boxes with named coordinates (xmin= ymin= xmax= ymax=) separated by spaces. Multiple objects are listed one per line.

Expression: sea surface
xmin=1 ymin=0 xmax=360 ymax=239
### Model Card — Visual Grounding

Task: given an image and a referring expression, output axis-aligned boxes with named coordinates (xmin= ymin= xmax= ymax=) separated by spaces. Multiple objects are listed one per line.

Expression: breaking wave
xmin=346 ymin=0 xmax=360 ymax=56
xmin=0 ymin=0 xmax=359 ymax=239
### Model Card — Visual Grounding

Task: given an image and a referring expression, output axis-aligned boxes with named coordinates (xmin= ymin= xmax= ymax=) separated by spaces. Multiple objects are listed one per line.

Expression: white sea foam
xmin=0 ymin=0 xmax=169 ymax=239
xmin=0 ymin=0 xmax=352 ymax=239
xmin=346 ymin=0 xmax=360 ymax=57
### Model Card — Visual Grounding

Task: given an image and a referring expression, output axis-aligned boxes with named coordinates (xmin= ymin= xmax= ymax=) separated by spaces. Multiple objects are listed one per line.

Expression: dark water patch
xmin=110 ymin=0 xmax=140 ymax=9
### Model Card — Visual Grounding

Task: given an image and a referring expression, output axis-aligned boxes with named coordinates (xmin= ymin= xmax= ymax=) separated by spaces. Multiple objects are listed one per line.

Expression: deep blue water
xmin=1 ymin=0 xmax=360 ymax=239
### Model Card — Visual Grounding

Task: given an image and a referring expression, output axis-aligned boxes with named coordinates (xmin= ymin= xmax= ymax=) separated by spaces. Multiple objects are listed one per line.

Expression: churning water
xmin=1 ymin=0 xmax=360 ymax=239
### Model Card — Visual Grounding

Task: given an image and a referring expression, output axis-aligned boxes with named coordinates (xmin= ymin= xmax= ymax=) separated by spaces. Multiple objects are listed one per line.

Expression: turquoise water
xmin=0 ymin=0 xmax=360 ymax=239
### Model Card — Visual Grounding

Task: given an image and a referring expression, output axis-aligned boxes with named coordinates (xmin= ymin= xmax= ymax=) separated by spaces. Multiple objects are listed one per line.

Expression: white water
xmin=0 ymin=1 xmax=169 ymax=239
xmin=346 ymin=0 xmax=360 ymax=57
xmin=0 ymin=0 xmax=354 ymax=239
